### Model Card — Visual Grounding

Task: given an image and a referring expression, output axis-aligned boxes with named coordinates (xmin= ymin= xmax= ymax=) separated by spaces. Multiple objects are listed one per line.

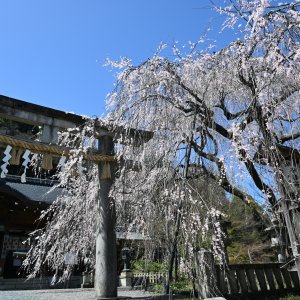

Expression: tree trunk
xmin=165 ymin=126 xmax=194 ymax=294
xmin=164 ymin=205 xmax=182 ymax=294
xmin=174 ymin=246 xmax=179 ymax=281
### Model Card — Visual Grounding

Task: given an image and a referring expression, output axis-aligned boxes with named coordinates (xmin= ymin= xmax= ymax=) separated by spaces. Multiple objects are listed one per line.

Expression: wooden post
xmin=95 ymin=135 xmax=118 ymax=299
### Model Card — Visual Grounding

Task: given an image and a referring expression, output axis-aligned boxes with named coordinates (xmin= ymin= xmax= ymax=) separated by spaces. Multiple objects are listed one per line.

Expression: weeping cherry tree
xmin=23 ymin=0 xmax=300 ymax=293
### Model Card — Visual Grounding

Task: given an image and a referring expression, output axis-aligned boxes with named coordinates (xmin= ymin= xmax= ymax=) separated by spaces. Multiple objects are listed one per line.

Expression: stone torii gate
xmin=0 ymin=95 xmax=152 ymax=299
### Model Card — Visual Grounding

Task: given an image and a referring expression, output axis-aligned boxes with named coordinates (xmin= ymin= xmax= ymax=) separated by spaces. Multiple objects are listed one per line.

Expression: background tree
xmin=225 ymin=196 xmax=274 ymax=264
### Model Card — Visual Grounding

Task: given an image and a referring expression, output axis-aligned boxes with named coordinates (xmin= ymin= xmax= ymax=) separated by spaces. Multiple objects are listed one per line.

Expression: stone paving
xmin=0 ymin=288 xmax=177 ymax=300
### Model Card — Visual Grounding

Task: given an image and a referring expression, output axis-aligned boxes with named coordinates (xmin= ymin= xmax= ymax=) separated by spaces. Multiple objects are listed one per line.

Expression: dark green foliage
xmin=225 ymin=196 xmax=275 ymax=264
xmin=169 ymin=279 xmax=193 ymax=293
xmin=132 ymin=259 xmax=168 ymax=273
xmin=153 ymin=279 xmax=193 ymax=294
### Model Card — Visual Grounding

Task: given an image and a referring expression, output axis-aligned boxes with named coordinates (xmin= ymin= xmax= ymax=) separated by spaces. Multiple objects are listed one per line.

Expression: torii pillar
xmin=95 ymin=134 xmax=118 ymax=299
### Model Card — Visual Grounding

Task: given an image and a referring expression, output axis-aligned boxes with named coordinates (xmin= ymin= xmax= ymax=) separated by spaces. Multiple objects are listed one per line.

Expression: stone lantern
xmin=119 ymin=247 xmax=133 ymax=287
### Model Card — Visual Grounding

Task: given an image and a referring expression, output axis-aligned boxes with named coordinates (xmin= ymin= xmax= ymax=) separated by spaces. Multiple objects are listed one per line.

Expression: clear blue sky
xmin=0 ymin=0 xmax=235 ymax=117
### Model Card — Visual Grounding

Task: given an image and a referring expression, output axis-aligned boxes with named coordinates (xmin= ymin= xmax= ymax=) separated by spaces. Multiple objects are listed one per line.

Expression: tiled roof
xmin=1 ymin=179 xmax=61 ymax=204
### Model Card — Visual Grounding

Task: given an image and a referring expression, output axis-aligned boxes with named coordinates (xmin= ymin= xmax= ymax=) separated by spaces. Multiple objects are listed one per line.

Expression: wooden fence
xmin=215 ymin=263 xmax=300 ymax=298
xmin=133 ymin=272 xmax=166 ymax=283
xmin=132 ymin=272 xmax=166 ymax=288
xmin=132 ymin=264 xmax=300 ymax=298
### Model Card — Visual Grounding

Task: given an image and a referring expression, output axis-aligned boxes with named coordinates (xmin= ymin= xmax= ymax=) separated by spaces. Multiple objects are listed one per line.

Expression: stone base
xmin=97 ymin=297 xmax=130 ymax=300
xmin=81 ymin=272 xmax=94 ymax=288
xmin=81 ymin=283 xmax=93 ymax=288
xmin=119 ymin=270 xmax=132 ymax=287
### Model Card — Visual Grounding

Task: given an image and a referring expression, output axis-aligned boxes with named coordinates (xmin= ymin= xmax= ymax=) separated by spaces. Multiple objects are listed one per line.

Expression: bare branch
xmin=279 ymin=132 xmax=300 ymax=143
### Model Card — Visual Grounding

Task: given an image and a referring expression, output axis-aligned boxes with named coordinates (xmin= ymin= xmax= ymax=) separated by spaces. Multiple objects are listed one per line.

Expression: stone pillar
xmin=40 ymin=124 xmax=59 ymax=143
xmin=81 ymin=271 xmax=94 ymax=288
xmin=266 ymin=215 xmax=288 ymax=263
xmin=280 ymin=199 xmax=300 ymax=280
xmin=95 ymin=135 xmax=118 ymax=299
xmin=194 ymin=249 xmax=218 ymax=299
xmin=119 ymin=247 xmax=133 ymax=287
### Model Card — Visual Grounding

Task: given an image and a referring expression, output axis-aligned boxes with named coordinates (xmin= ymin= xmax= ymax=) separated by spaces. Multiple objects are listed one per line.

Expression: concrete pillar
xmin=95 ymin=135 xmax=118 ymax=299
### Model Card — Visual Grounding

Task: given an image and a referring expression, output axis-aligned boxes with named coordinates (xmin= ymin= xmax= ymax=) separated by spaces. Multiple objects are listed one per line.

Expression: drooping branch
xmin=238 ymin=149 xmax=277 ymax=206
xmin=201 ymin=164 xmax=269 ymax=226
xmin=215 ymin=91 xmax=247 ymax=120
xmin=190 ymin=140 xmax=269 ymax=225
xmin=191 ymin=132 xmax=277 ymax=207
xmin=279 ymin=132 xmax=300 ymax=143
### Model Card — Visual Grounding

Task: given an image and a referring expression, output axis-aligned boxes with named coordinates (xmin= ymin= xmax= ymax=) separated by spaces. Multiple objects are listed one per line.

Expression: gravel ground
xmin=0 ymin=288 xmax=168 ymax=300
